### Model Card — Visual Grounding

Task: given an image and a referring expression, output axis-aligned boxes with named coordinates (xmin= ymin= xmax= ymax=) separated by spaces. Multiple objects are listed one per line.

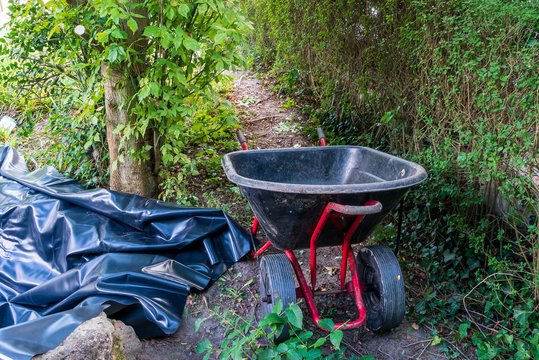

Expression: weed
xmin=195 ymin=300 xmax=367 ymax=360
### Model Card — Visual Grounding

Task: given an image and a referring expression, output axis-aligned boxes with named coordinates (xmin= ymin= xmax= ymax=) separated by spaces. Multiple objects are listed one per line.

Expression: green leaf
xmin=143 ymin=25 xmax=161 ymax=37
xmin=96 ymin=32 xmax=109 ymax=43
xmin=287 ymin=349 xmax=301 ymax=360
xmin=276 ymin=342 xmax=288 ymax=353
xmin=312 ymin=337 xmax=325 ymax=348
xmin=330 ymin=329 xmax=343 ymax=349
xmin=111 ymin=28 xmax=126 ymax=39
xmin=458 ymin=322 xmax=470 ymax=338
xmin=194 ymin=317 xmax=206 ymax=332
xmin=177 ymin=4 xmax=190 ymax=18
xmin=213 ymin=33 xmax=227 ymax=45
xmin=477 ymin=341 xmax=497 ymax=359
xmin=305 ymin=349 xmax=322 ymax=359
xmin=149 ymin=82 xmax=161 ymax=97
xmin=431 ymin=335 xmax=442 ymax=346
xmin=514 ymin=309 xmax=531 ymax=328
xmin=196 ymin=339 xmax=212 ymax=354
xmin=272 ymin=299 xmax=283 ymax=314
xmin=127 ymin=18 xmax=138 ymax=34
xmin=285 ymin=303 xmax=303 ymax=328
xmin=317 ymin=318 xmax=334 ymax=331
xmin=183 ymin=37 xmax=201 ymax=51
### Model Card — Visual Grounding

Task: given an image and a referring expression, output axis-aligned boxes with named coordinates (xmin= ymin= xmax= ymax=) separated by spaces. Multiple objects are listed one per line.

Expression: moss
xmin=112 ymin=334 xmax=125 ymax=360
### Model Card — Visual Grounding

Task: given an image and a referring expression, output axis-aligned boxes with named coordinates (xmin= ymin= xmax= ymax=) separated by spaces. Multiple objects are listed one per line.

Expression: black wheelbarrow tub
xmin=222 ymin=146 xmax=427 ymax=250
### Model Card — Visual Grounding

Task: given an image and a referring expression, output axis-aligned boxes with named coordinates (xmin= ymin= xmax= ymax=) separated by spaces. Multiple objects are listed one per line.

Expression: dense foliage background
xmin=246 ymin=0 xmax=538 ymax=358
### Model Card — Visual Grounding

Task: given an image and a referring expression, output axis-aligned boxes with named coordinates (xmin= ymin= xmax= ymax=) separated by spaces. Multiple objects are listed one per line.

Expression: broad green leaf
xmin=458 ymin=322 xmax=470 ymax=338
xmin=287 ymin=349 xmax=301 ymax=360
xmin=177 ymin=4 xmax=190 ymax=18
xmin=305 ymin=349 xmax=322 ymax=359
xmin=149 ymin=82 xmax=161 ymax=97
xmin=330 ymin=329 xmax=343 ymax=349
xmin=143 ymin=25 xmax=161 ymax=37
xmin=213 ymin=33 xmax=227 ymax=44
xmin=183 ymin=37 xmax=201 ymax=51
xmin=312 ymin=337 xmax=325 ymax=348
xmin=111 ymin=28 xmax=126 ymax=39
xmin=514 ymin=309 xmax=531 ymax=328
xmin=276 ymin=342 xmax=288 ymax=353
xmin=127 ymin=18 xmax=138 ymax=33
xmin=96 ymin=32 xmax=109 ymax=43
xmin=317 ymin=318 xmax=334 ymax=331
xmin=194 ymin=317 xmax=206 ymax=332
xmin=196 ymin=339 xmax=212 ymax=354
xmin=285 ymin=303 xmax=303 ymax=328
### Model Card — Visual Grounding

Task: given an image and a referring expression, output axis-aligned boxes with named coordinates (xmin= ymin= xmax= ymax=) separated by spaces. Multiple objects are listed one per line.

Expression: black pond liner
xmin=0 ymin=146 xmax=253 ymax=360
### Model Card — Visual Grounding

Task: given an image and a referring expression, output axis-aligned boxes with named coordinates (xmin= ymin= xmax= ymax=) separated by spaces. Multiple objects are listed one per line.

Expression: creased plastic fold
xmin=0 ymin=146 xmax=253 ymax=359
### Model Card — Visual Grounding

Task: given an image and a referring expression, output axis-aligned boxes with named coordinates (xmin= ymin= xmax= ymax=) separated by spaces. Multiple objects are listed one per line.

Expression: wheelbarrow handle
xmin=236 ymin=130 xmax=247 ymax=145
xmin=317 ymin=127 xmax=327 ymax=147
xmin=328 ymin=201 xmax=382 ymax=215
xmin=317 ymin=127 xmax=326 ymax=140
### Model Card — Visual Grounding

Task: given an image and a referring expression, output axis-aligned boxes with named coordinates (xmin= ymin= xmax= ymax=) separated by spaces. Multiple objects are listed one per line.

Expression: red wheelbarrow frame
xmin=237 ymin=129 xmax=382 ymax=331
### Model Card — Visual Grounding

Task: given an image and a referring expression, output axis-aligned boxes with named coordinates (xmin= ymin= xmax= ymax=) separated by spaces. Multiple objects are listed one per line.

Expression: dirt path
xmin=138 ymin=71 xmax=446 ymax=360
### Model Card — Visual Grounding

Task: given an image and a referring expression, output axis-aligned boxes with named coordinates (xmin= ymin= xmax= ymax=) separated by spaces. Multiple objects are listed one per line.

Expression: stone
xmin=32 ymin=312 xmax=142 ymax=360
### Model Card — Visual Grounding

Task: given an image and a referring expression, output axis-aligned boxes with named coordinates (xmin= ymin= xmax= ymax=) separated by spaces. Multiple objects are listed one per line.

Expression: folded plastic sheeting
xmin=0 ymin=146 xmax=253 ymax=359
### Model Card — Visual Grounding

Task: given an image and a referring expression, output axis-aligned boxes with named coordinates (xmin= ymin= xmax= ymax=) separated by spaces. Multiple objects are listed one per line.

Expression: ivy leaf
xmin=330 ymin=329 xmax=343 ymax=349
xmin=183 ymin=37 xmax=201 ymax=51
xmin=285 ymin=303 xmax=302 ymax=328
xmin=127 ymin=18 xmax=138 ymax=34
xmin=514 ymin=309 xmax=531 ymax=328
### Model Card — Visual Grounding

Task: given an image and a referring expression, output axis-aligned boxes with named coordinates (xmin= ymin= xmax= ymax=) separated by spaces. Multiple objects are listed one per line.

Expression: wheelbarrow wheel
xmin=357 ymin=245 xmax=405 ymax=332
xmin=259 ymin=254 xmax=296 ymax=343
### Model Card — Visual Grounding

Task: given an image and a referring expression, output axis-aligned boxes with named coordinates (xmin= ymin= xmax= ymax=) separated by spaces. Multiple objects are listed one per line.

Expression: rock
xmin=33 ymin=312 xmax=142 ymax=360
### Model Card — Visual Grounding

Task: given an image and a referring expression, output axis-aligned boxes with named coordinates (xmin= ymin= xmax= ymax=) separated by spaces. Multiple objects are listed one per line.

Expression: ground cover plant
xmin=245 ymin=0 xmax=539 ymax=358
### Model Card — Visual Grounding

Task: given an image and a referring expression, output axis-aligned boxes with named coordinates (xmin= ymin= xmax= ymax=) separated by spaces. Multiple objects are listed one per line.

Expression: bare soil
xmin=137 ymin=71 xmax=450 ymax=360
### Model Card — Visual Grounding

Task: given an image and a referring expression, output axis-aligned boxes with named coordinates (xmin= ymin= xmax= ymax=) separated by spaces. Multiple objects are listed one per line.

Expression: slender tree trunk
xmin=102 ymin=64 xmax=158 ymax=197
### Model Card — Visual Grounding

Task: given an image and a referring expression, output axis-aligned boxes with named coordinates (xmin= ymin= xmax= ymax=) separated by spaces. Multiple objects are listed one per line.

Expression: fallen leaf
xmin=412 ymin=323 xmax=419 ymax=330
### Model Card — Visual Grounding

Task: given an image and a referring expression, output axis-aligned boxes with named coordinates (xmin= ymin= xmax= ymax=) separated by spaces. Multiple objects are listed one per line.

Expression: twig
xmin=424 ymin=324 xmax=470 ymax=360
xmin=403 ymin=339 xmax=432 ymax=348
xmin=377 ymin=346 xmax=394 ymax=359
xmin=341 ymin=339 xmax=363 ymax=357
xmin=416 ymin=343 xmax=430 ymax=359
xmin=463 ymin=272 xmax=526 ymax=338
xmin=247 ymin=114 xmax=287 ymax=123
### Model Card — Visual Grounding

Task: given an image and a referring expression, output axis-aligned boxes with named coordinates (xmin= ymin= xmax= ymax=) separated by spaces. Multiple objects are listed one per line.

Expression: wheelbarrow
xmin=221 ymin=128 xmax=427 ymax=338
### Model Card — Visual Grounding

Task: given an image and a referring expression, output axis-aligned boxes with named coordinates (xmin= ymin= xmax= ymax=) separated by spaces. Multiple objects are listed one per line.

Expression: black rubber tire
xmin=357 ymin=245 xmax=405 ymax=332
xmin=259 ymin=254 xmax=296 ymax=343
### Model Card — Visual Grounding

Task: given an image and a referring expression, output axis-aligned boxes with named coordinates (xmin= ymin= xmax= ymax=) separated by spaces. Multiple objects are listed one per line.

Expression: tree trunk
xmin=102 ymin=64 xmax=158 ymax=197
